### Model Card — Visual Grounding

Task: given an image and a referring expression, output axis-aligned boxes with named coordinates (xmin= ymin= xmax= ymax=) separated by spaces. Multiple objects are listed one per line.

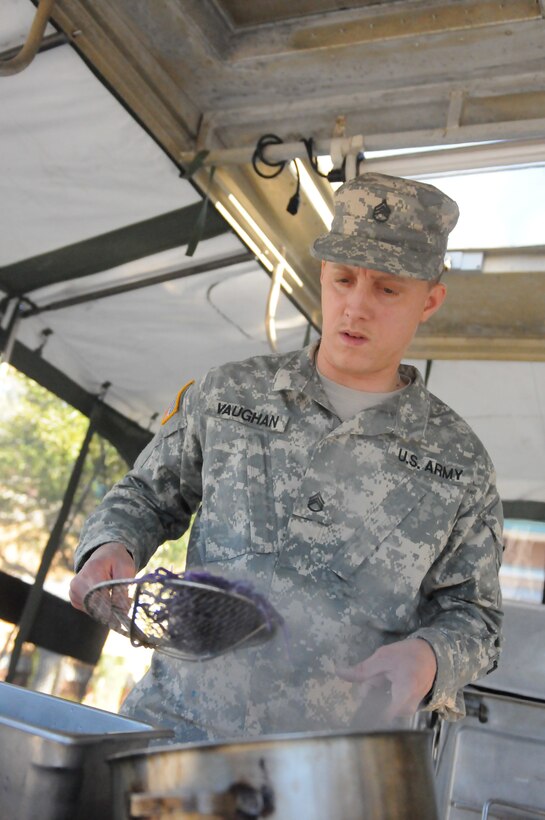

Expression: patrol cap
xmin=311 ymin=172 xmax=459 ymax=280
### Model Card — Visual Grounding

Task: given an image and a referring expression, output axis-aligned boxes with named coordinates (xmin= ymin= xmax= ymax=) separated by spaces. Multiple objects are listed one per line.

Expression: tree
xmin=0 ymin=364 xmax=189 ymax=582
xmin=0 ymin=365 xmax=189 ymax=703
xmin=0 ymin=365 xmax=127 ymax=581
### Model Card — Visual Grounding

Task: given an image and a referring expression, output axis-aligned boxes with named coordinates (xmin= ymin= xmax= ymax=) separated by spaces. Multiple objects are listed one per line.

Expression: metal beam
xmin=227 ymin=0 xmax=541 ymax=61
xmin=51 ymin=0 xmax=545 ymax=159
xmin=21 ymin=251 xmax=253 ymax=315
xmin=408 ymin=272 xmax=545 ymax=361
xmin=45 ymin=0 xmax=545 ymax=362
xmin=408 ymin=336 xmax=545 ymax=361
xmin=180 ymin=136 xmax=545 ymax=176
xmin=0 ymin=203 xmax=230 ymax=296
xmin=189 ymin=78 xmax=545 ymax=152
xmin=52 ymin=0 xmax=200 ymax=155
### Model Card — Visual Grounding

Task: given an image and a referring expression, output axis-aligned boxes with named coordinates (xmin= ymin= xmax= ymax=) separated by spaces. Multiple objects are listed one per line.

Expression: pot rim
xmin=107 ymin=727 xmax=432 ymax=764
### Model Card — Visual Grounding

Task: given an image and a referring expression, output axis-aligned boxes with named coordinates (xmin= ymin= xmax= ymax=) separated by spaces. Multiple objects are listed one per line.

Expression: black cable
xmin=301 ymin=138 xmax=329 ymax=179
xmin=327 ymin=151 xmax=366 ymax=184
xmin=252 ymin=134 xmax=302 ymax=215
xmin=251 ymin=134 xmax=286 ymax=179
xmin=251 ymin=132 xmax=366 ymax=215
xmin=286 ymin=161 xmax=301 ymax=215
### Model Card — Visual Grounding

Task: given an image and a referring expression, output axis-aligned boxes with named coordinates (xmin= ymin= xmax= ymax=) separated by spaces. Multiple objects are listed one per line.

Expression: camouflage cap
xmin=311 ymin=172 xmax=459 ymax=280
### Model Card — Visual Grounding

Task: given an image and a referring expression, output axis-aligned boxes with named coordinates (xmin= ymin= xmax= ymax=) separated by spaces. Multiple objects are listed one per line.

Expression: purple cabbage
xmin=136 ymin=566 xmax=284 ymax=634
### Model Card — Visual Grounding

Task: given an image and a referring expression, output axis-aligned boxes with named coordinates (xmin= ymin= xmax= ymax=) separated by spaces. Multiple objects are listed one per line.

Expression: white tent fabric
xmin=1 ymin=2 xmax=199 ymax=266
xmin=1 ymin=1 xmax=544 ymax=509
xmin=14 ymin=235 xmax=312 ymax=427
xmin=1 ymin=3 xmax=312 ymax=427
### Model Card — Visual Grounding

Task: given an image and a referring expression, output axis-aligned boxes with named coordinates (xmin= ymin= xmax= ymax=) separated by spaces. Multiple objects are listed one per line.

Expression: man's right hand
xmin=69 ymin=542 xmax=136 ymax=612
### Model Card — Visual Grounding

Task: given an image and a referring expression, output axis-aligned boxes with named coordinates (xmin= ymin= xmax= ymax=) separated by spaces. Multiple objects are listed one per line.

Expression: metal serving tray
xmin=435 ymin=688 xmax=545 ymax=819
xmin=0 ymin=681 xmax=171 ymax=820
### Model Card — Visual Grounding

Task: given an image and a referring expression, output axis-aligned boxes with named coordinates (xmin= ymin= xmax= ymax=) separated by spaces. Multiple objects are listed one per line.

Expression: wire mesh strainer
xmin=83 ymin=568 xmax=282 ymax=661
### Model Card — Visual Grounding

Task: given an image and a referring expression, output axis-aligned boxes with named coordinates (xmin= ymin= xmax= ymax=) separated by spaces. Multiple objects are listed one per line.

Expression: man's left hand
xmin=336 ymin=638 xmax=437 ymax=719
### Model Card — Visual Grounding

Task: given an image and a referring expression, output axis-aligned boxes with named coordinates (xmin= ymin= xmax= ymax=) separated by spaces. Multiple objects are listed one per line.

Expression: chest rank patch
xmin=373 ymin=198 xmax=391 ymax=223
xmin=161 ymin=380 xmax=194 ymax=425
xmin=215 ymin=400 xmax=289 ymax=432
xmin=307 ymin=492 xmax=325 ymax=513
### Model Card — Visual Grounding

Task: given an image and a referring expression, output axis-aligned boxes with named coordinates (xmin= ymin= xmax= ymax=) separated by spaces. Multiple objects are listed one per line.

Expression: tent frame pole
xmin=0 ymin=0 xmax=57 ymax=77
xmin=6 ymin=383 xmax=109 ymax=683
xmin=0 ymin=297 xmax=23 ymax=364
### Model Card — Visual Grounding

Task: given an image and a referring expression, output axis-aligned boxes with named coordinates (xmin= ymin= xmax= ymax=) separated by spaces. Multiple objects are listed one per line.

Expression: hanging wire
xmin=252 ymin=134 xmax=303 ymax=215
xmin=301 ymin=137 xmax=330 ymax=179
xmin=251 ymin=134 xmax=286 ymax=179
xmin=250 ymin=133 xmax=364 ymax=216
xmin=286 ymin=161 xmax=301 ymax=215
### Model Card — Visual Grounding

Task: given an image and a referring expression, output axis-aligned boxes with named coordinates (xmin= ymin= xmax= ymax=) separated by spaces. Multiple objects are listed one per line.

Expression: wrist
xmin=413 ymin=638 xmax=438 ymax=699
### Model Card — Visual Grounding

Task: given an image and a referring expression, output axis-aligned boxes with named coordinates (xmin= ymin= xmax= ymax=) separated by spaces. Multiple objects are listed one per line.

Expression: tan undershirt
xmin=317 ymin=367 xmax=409 ymax=422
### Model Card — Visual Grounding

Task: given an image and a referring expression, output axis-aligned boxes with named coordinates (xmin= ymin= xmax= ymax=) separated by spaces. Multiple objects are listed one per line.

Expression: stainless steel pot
xmin=0 ymin=682 xmax=171 ymax=820
xmin=109 ymin=729 xmax=438 ymax=819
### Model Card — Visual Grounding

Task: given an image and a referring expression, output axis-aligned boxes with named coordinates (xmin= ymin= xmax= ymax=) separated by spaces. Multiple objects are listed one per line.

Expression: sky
xmin=426 ymin=165 xmax=545 ymax=251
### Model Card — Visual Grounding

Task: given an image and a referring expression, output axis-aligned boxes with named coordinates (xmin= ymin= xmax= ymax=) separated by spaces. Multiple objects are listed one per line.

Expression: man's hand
xmin=336 ymin=638 xmax=437 ymax=720
xmin=69 ymin=542 xmax=136 ymax=612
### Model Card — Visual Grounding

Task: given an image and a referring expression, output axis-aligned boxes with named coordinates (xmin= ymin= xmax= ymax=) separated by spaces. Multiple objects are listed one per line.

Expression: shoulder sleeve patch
xmin=161 ymin=380 xmax=194 ymax=425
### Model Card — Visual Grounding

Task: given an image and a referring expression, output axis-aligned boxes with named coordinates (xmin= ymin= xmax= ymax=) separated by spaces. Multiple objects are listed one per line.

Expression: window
xmin=500 ymin=519 xmax=545 ymax=604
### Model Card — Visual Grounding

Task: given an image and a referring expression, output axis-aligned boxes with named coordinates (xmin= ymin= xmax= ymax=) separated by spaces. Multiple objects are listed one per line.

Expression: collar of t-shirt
xmin=316 ymin=367 xmax=410 ymax=422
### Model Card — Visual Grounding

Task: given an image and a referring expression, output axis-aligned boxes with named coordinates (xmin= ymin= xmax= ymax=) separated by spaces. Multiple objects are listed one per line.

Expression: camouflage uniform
xmin=75 ymin=344 xmax=503 ymax=742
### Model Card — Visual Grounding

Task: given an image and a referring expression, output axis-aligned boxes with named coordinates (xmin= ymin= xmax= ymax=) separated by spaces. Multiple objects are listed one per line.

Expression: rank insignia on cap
xmin=373 ymin=199 xmax=391 ymax=222
xmin=310 ymin=172 xmax=460 ymax=280
xmin=161 ymin=380 xmax=194 ymax=425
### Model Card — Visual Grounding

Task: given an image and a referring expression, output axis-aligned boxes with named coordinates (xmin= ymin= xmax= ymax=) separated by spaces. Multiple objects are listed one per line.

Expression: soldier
xmin=70 ymin=173 xmax=503 ymax=742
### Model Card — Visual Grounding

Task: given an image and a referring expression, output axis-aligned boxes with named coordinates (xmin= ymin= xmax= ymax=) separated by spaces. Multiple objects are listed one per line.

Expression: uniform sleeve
xmin=74 ymin=382 xmax=203 ymax=572
xmin=411 ymin=476 xmax=504 ymax=720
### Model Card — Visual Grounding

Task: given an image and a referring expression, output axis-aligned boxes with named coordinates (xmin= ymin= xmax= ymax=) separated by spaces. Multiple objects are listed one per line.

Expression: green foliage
xmin=1 ymin=369 xmax=87 ymax=507
xmin=0 ymin=365 xmax=189 ymax=580
xmin=147 ymin=530 xmax=189 ymax=573
xmin=0 ymin=366 xmax=127 ymax=577
xmin=0 ymin=366 xmax=189 ymax=705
